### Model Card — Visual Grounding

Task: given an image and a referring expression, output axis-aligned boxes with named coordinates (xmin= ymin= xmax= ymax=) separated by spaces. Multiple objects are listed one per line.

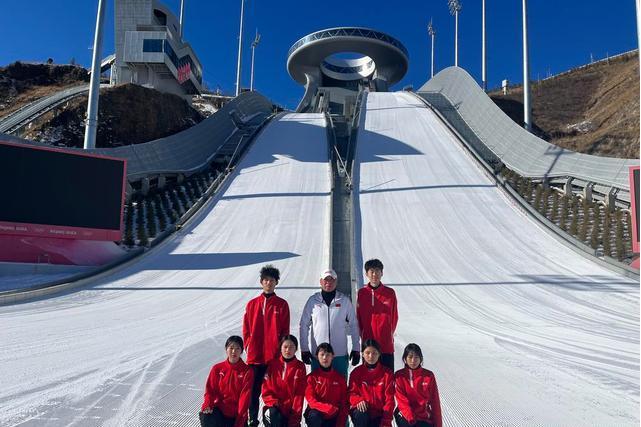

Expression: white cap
xmin=320 ymin=269 xmax=337 ymax=280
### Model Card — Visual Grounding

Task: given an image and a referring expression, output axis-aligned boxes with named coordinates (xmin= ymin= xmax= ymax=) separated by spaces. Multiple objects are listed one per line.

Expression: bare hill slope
xmin=489 ymin=51 xmax=639 ymax=159
xmin=20 ymin=83 xmax=203 ymax=148
xmin=0 ymin=61 xmax=89 ymax=117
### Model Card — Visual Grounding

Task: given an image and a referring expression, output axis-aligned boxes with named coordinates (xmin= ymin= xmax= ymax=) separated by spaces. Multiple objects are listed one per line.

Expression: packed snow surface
xmin=0 ymin=93 xmax=638 ymax=426
xmin=0 ymin=113 xmax=331 ymax=426
xmin=354 ymin=91 xmax=639 ymax=426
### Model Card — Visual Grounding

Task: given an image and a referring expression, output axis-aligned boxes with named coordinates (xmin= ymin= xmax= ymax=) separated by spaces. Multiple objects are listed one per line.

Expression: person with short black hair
xmin=261 ymin=335 xmax=307 ymax=427
xmin=200 ymin=336 xmax=254 ymax=427
xmin=304 ymin=343 xmax=348 ymax=427
xmin=394 ymin=344 xmax=442 ymax=427
xmin=357 ymin=259 xmax=398 ymax=370
xmin=348 ymin=339 xmax=395 ymax=427
xmin=243 ymin=265 xmax=290 ymax=427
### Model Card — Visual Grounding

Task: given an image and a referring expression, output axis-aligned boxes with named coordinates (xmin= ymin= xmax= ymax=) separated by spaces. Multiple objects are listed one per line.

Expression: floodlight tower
xmin=428 ymin=19 xmax=436 ymax=78
xmin=522 ymin=0 xmax=532 ymax=132
xmin=448 ymin=0 xmax=462 ymax=67
xmin=235 ymin=0 xmax=245 ymax=96
xmin=83 ymin=0 xmax=106 ymax=150
xmin=179 ymin=0 xmax=185 ymax=39
xmin=482 ymin=0 xmax=487 ymax=91
xmin=250 ymin=30 xmax=261 ymax=91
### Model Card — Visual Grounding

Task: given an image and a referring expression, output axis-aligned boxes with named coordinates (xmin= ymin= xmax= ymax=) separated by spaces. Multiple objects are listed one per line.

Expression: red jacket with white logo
xmin=261 ymin=356 xmax=307 ymax=427
xmin=348 ymin=363 xmax=395 ymax=427
xmin=201 ymin=359 xmax=254 ymax=427
xmin=394 ymin=367 xmax=442 ymax=427
xmin=243 ymin=293 xmax=290 ymax=365
xmin=305 ymin=368 xmax=349 ymax=427
xmin=356 ymin=284 xmax=398 ymax=354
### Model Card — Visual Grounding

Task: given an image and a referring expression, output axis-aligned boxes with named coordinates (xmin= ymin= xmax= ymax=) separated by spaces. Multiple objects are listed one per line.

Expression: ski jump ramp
xmin=354 ymin=91 xmax=638 ymax=426
xmin=0 ymin=113 xmax=331 ymax=425
xmin=0 ymin=93 xmax=638 ymax=426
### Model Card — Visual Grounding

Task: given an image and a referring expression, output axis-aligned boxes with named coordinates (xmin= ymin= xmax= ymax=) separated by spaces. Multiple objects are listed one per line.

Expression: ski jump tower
xmin=287 ymin=27 xmax=409 ymax=113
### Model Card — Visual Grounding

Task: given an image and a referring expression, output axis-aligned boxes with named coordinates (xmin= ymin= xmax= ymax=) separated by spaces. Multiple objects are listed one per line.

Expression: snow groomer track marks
xmin=0 ymin=95 xmax=637 ymax=426
xmin=354 ymin=91 xmax=638 ymax=426
xmin=0 ymin=113 xmax=332 ymax=425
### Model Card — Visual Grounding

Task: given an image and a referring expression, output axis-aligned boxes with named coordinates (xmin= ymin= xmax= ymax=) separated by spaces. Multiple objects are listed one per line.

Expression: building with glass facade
xmin=113 ymin=0 xmax=203 ymax=96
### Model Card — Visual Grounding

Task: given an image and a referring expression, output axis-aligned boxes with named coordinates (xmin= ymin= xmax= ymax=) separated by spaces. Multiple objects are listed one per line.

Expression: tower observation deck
xmin=287 ymin=27 xmax=409 ymax=113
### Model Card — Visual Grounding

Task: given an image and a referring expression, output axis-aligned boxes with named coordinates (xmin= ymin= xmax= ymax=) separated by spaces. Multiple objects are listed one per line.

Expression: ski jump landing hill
xmin=0 ymin=43 xmax=638 ymax=427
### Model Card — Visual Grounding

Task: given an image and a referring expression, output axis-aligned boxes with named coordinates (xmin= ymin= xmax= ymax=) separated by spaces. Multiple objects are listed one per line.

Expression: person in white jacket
xmin=299 ymin=268 xmax=360 ymax=378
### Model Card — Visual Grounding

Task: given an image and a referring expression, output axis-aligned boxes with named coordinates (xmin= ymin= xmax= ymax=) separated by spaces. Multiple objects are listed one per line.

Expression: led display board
xmin=0 ymin=141 xmax=126 ymax=241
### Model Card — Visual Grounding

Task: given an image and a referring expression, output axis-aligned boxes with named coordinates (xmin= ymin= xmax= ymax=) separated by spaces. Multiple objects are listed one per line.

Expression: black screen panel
xmin=0 ymin=143 xmax=125 ymax=230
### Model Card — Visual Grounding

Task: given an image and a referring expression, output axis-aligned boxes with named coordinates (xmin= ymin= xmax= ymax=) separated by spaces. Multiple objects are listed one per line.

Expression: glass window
xmin=143 ymin=39 xmax=163 ymax=53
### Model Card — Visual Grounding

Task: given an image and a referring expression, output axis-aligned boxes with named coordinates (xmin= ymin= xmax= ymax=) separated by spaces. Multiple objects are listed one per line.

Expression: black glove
xmin=350 ymin=351 xmax=360 ymax=366
xmin=302 ymin=351 xmax=313 ymax=365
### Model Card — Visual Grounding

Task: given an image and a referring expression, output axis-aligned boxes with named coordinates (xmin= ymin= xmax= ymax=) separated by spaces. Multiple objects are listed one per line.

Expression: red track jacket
xmin=243 ymin=293 xmax=290 ymax=365
xmin=201 ymin=359 xmax=254 ymax=427
xmin=356 ymin=284 xmax=398 ymax=354
xmin=305 ymin=368 xmax=349 ymax=426
xmin=394 ymin=367 xmax=442 ymax=427
xmin=348 ymin=363 xmax=395 ymax=427
xmin=261 ymin=356 xmax=307 ymax=427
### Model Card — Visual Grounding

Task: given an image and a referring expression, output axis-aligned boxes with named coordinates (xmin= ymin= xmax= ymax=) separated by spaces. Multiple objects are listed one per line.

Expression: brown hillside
xmin=489 ymin=51 xmax=639 ymax=159
xmin=0 ymin=62 xmax=89 ymax=117
xmin=21 ymin=83 xmax=203 ymax=148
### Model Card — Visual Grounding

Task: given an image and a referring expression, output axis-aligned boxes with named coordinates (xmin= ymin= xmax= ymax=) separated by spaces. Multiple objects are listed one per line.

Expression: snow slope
xmin=0 ymin=113 xmax=331 ymax=426
xmin=354 ymin=91 xmax=639 ymax=426
xmin=1 ymin=93 xmax=638 ymax=427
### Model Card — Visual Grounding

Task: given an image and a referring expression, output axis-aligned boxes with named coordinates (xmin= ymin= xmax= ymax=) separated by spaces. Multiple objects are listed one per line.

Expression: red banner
xmin=177 ymin=62 xmax=191 ymax=84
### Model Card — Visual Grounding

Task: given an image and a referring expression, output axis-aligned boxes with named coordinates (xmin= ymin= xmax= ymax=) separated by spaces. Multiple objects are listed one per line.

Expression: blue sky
xmin=1 ymin=1 xmax=638 ymax=109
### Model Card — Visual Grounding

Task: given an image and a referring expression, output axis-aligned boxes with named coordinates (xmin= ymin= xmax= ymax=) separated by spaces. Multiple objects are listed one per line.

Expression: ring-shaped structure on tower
xmin=287 ymin=27 xmax=409 ymax=96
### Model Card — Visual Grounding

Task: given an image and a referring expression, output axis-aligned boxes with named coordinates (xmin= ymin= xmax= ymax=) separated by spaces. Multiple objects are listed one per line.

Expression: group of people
xmin=200 ymin=260 xmax=442 ymax=427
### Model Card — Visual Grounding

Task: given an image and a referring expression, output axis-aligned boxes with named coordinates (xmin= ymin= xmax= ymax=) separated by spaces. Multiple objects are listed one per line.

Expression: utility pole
xmin=482 ymin=0 xmax=487 ymax=91
xmin=83 ymin=0 xmax=106 ymax=150
xmin=235 ymin=0 xmax=245 ymax=97
xmin=428 ymin=19 xmax=436 ymax=78
xmin=250 ymin=30 xmax=261 ymax=91
xmin=522 ymin=0 xmax=532 ymax=132
xmin=179 ymin=0 xmax=185 ymax=40
xmin=448 ymin=0 xmax=462 ymax=67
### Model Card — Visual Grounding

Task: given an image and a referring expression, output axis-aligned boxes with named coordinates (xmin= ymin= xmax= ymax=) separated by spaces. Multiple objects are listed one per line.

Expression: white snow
xmin=0 ymin=93 xmax=638 ymax=427
xmin=354 ymin=91 xmax=639 ymax=426
xmin=0 ymin=113 xmax=331 ymax=426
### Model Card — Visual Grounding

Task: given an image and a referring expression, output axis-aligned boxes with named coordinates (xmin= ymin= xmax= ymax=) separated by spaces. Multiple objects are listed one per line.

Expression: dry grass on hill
xmin=21 ymin=83 xmax=203 ymax=148
xmin=0 ymin=62 xmax=89 ymax=117
xmin=489 ymin=51 xmax=639 ymax=159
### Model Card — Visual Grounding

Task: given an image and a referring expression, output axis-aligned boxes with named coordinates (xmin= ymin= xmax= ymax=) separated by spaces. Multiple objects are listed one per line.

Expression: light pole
xmin=428 ymin=19 xmax=436 ymax=78
xmin=84 ymin=0 xmax=106 ymax=150
xmin=179 ymin=0 xmax=185 ymax=40
xmin=482 ymin=0 xmax=487 ymax=91
xmin=522 ymin=0 xmax=532 ymax=132
xmin=235 ymin=0 xmax=245 ymax=97
xmin=250 ymin=30 xmax=261 ymax=91
xmin=448 ymin=0 xmax=462 ymax=67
